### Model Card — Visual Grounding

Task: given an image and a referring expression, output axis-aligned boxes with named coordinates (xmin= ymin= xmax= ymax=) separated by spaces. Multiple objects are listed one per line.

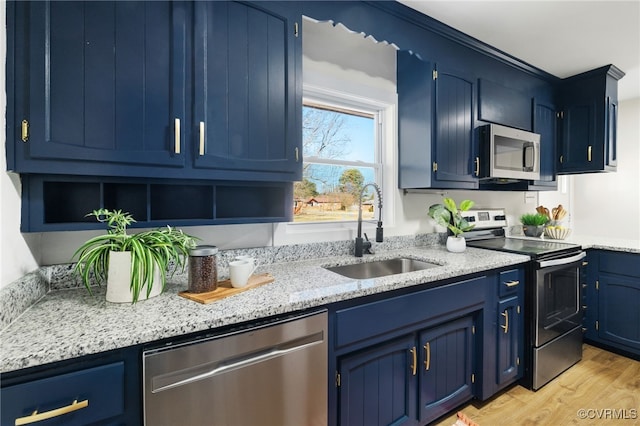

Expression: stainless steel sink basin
xmin=324 ymin=257 xmax=440 ymax=280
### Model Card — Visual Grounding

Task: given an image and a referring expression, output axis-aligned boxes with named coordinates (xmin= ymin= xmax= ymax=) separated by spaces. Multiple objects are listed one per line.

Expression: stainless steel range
xmin=463 ymin=209 xmax=585 ymax=390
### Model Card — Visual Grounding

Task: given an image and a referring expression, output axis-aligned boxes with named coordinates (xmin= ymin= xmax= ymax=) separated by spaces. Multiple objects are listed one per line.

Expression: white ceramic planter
xmin=106 ymin=251 xmax=162 ymax=303
xmin=446 ymin=236 xmax=466 ymax=253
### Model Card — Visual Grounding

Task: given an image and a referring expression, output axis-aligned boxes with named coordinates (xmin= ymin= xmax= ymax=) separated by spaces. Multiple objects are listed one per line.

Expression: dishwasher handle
xmin=152 ymin=331 xmax=324 ymax=394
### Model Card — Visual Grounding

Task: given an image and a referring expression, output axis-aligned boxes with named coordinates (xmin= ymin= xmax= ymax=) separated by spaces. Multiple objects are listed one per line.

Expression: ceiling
xmin=398 ymin=1 xmax=640 ymax=100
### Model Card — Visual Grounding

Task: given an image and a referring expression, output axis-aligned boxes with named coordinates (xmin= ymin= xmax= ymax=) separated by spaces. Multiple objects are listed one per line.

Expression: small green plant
xmin=520 ymin=213 xmax=549 ymax=226
xmin=428 ymin=198 xmax=475 ymax=237
xmin=73 ymin=209 xmax=197 ymax=302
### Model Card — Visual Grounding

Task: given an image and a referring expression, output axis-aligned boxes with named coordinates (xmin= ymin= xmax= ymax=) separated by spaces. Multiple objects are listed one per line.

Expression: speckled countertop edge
xmin=0 ymin=245 xmax=529 ymax=373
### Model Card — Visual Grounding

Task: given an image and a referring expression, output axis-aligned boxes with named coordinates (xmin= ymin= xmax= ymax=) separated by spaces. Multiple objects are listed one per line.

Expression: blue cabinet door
xmin=419 ymin=315 xmax=475 ymax=424
xmin=497 ymin=296 xmax=521 ymax=386
xmin=433 ymin=65 xmax=477 ymax=186
xmin=533 ymin=100 xmax=557 ymax=186
xmin=192 ymin=1 xmax=302 ymax=179
xmin=338 ymin=335 xmax=418 ymax=426
xmin=13 ymin=1 xmax=187 ymax=172
xmin=397 ymin=52 xmax=477 ymax=189
xmin=558 ymin=99 xmax=597 ymax=172
xmin=598 ymin=273 xmax=640 ymax=352
xmin=558 ymin=65 xmax=623 ymax=174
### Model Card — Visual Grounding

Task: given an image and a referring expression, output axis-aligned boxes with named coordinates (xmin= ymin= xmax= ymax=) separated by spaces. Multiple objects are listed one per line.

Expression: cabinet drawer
xmin=499 ymin=269 xmax=522 ymax=297
xmin=599 ymin=251 xmax=640 ymax=278
xmin=1 ymin=362 xmax=125 ymax=426
xmin=334 ymin=276 xmax=486 ymax=349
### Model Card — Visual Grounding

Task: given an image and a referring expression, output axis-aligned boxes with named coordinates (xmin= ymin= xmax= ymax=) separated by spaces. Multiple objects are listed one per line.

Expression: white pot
xmin=446 ymin=236 xmax=466 ymax=253
xmin=106 ymin=251 xmax=162 ymax=303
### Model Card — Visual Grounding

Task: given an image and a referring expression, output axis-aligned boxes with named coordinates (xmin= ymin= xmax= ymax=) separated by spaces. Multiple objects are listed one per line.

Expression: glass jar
xmin=188 ymin=245 xmax=219 ymax=293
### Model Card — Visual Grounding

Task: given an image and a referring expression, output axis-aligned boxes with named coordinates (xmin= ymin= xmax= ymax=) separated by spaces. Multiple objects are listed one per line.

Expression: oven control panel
xmin=463 ymin=209 xmax=507 ymax=230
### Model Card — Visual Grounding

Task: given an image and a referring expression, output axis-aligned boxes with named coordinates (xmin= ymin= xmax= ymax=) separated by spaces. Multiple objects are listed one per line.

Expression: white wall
xmin=1 ymin=0 xmax=41 ymax=288
xmin=571 ymin=98 xmax=640 ymax=240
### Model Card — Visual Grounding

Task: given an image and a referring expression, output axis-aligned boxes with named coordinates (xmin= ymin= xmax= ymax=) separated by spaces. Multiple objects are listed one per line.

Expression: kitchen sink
xmin=324 ymin=257 xmax=440 ymax=280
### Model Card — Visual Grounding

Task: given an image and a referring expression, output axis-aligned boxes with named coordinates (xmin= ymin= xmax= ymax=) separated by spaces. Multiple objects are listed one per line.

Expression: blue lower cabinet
xmin=598 ymin=272 xmax=640 ymax=352
xmin=584 ymin=250 xmax=640 ymax=357
xmin=1 ymin=362 xmax=125 ymax=426
xmin=419 ymin=316 xmax=475 ymax=424
xmin=338 ymin=335 xmax=418 ymax=426
xmin=479 ymin=268 xmax=524 ymax=400
xmin=496 ymin=296 xmax=520 ymax=386
xmin=336 ymin=314 xmax=477 ymax=426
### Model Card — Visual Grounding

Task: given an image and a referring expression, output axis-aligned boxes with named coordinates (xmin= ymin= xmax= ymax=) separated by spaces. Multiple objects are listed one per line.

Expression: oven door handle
xmin=537 ymin=251 xmax=586 ymax=268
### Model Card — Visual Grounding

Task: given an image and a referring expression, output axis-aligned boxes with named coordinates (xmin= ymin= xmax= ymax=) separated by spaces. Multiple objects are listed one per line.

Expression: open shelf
xmin=22 ymin=175 xmax=293 ymax=232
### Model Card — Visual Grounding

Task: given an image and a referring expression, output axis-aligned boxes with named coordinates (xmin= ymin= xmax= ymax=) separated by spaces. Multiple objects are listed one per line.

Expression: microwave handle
xmin=522 ymin=142 xmax=537 ymax=172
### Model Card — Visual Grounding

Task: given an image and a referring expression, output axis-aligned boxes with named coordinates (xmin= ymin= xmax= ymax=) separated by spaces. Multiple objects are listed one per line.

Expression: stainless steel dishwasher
xmin=143 ymin=310 xmax=327 ymax=426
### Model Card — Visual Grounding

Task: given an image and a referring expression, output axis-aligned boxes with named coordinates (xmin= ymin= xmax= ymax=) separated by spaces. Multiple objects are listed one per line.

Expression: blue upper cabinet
xmin=531 ymin=99 xmax=558 ymax=188
xmin=397 ymin=51 xmax=478 ymax=190
xmin=192 ymin=1 xmax=302 ymax=180
xmin=478 ymin=79 xmax=532 ymax=131
xmin=557 ymin=65 xmax=624 ymax=174
xmin=10 ymin=1 xmax=188 ymax=174
xmin=8 ymin=1 xmax=302 ymax=182
xmin=433 ymin=65 xmax=477 ymax=187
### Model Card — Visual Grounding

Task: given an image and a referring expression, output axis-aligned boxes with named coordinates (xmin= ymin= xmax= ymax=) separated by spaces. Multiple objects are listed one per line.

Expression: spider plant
xmin=73 ymin=209 xmax=196 ymax=303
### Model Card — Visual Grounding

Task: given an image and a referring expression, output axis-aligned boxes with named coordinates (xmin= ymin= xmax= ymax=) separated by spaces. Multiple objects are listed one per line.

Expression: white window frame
xmin=279 ymin=83 xmax=397 ymax=241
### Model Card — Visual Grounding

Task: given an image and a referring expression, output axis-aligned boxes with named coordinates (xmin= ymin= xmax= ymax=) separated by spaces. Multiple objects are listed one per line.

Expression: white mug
xmin=229 ymin=260 xmax=257 ymax=288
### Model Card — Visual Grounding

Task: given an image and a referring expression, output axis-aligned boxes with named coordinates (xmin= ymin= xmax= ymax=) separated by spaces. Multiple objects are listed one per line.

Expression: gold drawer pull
xmin=501 ymin=310 xmax=509 ymax=334
xmin=424 ymin=342 xmax=431 ymax=371
xmin=174 ymin=118 xmax=181 ymax=154
xmin=15 ymin=399 xmax=89 ymax=425
xmin=504 ymin=280 xmax=520 ymax=287
xmin=199 ymin=121 xmax=205 ymax=156
xmin=410 ymin=347 xmax=417 ymax=376
xmin=21 ymin=120 xmax=29 ymax=142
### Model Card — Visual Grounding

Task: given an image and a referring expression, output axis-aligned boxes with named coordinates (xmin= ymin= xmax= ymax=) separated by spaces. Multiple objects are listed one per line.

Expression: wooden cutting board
xmin=178 ymin=273 xmax=275 ymax=304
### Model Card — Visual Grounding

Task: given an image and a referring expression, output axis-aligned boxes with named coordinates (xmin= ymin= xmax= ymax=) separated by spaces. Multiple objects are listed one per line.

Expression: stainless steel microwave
xmin=480 ymin=124 xmax=541 ymax=181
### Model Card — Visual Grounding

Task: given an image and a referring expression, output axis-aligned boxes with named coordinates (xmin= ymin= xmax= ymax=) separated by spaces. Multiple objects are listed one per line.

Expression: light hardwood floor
xmin=435 ymin=344 xmax=640 ymax=425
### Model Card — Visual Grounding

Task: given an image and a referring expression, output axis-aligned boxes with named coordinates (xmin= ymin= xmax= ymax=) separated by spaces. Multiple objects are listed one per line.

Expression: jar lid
xmin=189 ymin=245 xmax=219 ymax=256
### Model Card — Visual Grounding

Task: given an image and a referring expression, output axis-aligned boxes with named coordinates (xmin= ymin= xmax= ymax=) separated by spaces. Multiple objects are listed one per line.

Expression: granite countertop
xmin=564 ymin=235 xmax=640 ymax=253
xmin=0 ymin=246 xmax=529 ymax=374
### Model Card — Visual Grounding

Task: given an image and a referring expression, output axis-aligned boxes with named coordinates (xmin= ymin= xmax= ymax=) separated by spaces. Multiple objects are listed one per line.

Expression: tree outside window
xmin=294 ymin=104 xmax=380 ymax=222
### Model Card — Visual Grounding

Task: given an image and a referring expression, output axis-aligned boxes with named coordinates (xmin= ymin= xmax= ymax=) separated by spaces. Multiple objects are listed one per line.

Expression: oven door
xmin=534 ymin=251 xmax=586 ymax=347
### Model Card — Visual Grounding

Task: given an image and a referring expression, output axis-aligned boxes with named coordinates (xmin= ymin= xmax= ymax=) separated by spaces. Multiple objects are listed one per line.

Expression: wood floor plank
xmin=435 ymin=344 xmax=640 ymax=425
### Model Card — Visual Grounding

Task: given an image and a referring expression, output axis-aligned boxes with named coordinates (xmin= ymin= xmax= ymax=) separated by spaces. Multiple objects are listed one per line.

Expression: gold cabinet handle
xmin=587 ymin=145 xmax=592 ymax=162
xmin=424 ymin=342 xmax=431 ymax=371
xmin=474 ymin=157 xmax=480 ymax=177
xmin=501 ymin=310 xmax=509 ymax=334
xmin=174 ymin=118 xmax=181 ymax=154
xmin=21 ymin=120 xmax=29 ymax=142
xmin=199 ymin=121 xmax=205 ymax=156
xmin=504 ymin=280 xmax=520 ymax=288
xmin=410 ymin=347 xmax=417 ymax=376
xmin=15 ymin=399 xmax=89 ymax=425
xmin=295 ymin=147 xmax=299 ymax=162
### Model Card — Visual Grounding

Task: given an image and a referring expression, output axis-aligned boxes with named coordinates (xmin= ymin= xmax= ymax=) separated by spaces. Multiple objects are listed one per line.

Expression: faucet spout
xmin=355 ymin=182 xmax=383 ymax=257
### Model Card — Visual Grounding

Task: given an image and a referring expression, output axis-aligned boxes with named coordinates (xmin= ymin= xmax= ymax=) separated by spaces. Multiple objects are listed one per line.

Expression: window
xmin=294 ymin=100 xmax=382 ymax=223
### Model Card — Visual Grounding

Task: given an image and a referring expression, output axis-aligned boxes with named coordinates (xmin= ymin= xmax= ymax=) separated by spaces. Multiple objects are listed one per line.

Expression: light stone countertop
xmin=564 ymin=235 xmax=640 ymax=254
xmin=0 ymin=246 xmax=529 ymax=374
xmin=508 ymin=233 xmax=640 ymax=254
